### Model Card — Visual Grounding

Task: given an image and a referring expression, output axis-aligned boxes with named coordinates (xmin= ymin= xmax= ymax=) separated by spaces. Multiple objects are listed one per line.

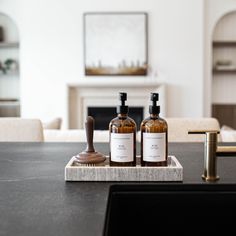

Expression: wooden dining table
xmin=0 ymin=142 xmax=236 ymax=236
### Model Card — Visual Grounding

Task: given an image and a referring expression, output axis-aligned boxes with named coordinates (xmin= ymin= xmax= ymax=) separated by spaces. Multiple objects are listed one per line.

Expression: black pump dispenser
xmin=117 ymin=92 xmax=128 ymax=114
xmin=149 ymin=93 xmax=160 ymax=114
xmin=110 ymin=92 xmax=136 ymax=166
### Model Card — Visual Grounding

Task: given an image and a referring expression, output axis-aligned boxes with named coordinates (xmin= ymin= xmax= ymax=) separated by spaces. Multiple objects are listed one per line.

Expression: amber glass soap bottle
xmin=109 ymin=92 xmax=136 ymax=166
xmin=141 ymin=93 xmax=168 ymax=166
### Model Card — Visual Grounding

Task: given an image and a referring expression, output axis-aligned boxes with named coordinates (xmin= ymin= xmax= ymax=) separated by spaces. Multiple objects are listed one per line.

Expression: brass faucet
xmin=188 ymin=130 xmax=236 ymax=182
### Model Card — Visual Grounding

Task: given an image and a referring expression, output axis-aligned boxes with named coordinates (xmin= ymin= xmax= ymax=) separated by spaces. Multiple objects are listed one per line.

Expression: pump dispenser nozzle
xmin=117 ymin=92 xmax=128 ymax=114
xmin=149 ymin=93 xmax=160 ymax=114
xmin=120 ymin=92 xmax=126 ymax=106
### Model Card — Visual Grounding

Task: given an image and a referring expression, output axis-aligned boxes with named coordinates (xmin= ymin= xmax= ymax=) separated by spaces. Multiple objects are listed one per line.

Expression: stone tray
xmin=65 ymin=156 xmax=183 ymax=182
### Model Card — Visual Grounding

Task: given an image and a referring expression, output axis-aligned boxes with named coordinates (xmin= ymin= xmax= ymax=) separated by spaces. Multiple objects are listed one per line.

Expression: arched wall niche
xmin=0 ymin=12 xmax=20 ymax=117
xmin=0 ymin=12 xmax=19 ymax=42
xmin=211 ymin=10 xmax=236 ymax=129
xmin=213 ymin=10 xmax=236 ymax=40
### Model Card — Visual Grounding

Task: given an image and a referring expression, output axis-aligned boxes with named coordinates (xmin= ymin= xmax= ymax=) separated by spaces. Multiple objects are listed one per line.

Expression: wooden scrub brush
xmin=74 ymin=116 xmax=106 ymax=165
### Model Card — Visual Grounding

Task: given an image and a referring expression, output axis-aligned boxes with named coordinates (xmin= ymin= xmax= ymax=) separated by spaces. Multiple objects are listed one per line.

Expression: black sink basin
xmin=103 ymin=184 xmax=236 ymax=236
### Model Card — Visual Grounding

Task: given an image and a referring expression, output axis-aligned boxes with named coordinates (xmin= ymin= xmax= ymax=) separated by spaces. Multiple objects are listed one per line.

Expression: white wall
xmin=0 ymin=0 xmax=204 ymax=127
xmin=204 ymin=0 xmax=236 ymax=116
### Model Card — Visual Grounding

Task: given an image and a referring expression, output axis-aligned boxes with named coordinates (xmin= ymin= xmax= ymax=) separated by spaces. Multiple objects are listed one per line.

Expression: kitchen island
xmin=0 ymin=142 xmax=236 ymax=236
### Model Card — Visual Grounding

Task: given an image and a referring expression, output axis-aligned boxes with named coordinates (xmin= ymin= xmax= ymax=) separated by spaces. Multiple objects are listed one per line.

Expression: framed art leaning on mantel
xmin=84 ymin=12 xmax=148 ymax=76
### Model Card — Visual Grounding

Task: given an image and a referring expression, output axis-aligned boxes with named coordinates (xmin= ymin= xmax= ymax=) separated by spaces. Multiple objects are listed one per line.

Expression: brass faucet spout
xmin=188 ymin=130 xmax=220 ymax=182
xmin=189 ymin=130 xmax=236 ymax=181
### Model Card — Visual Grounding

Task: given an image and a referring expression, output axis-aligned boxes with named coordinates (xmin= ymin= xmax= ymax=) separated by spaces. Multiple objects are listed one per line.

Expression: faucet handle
xmin=188 ymin=130 xmax=220 ymax=134
xmin=217 ymin=146 xmax=236 ymax=156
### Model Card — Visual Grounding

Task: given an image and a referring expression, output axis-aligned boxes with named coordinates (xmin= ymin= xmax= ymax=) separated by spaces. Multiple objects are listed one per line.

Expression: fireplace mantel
xmin=68 ymin=78 xmax=166 ymax=129
xmin=68 ymin=77 xmax=164 ymax=88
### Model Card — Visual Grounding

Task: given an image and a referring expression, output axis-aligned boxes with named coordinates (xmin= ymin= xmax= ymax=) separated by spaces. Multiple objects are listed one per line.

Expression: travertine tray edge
xmin=65 ymin=156 xmax=183 ymax=182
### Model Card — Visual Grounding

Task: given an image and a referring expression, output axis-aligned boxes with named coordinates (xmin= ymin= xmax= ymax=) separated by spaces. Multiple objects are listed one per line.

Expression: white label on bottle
xmin=143 ymin=133 xmax=166 ymax=162
xmin=110 ymin=133 xmax=134 ymax=162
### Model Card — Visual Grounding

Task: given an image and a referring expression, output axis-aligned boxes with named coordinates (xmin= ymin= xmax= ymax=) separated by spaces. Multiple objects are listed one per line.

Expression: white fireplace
xmin=68 ymin=78 xmax=166 ymax=129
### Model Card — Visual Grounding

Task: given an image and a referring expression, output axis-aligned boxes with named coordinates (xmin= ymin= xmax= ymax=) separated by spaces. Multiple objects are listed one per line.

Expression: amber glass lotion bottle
xmin=109 ymin=92 xmax=136 ymax=166
xmin=141 ymin=93 xmax=168 ymax=166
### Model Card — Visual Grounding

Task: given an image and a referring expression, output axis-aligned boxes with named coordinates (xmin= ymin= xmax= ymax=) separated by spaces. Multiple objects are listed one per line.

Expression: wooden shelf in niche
xmin=213 ymin=41 xmax=236 ymax=47
xmin=0 ymin=70 xmax=19 ymax=77
xmin=0 ymin=42 xmax=19 ymax=48
xmin=212 ymin=41 xmax=236 ymax=74
xmin=212 ymin=104 xmax=236 ymax=129
xmin=213 ymin=69 xmax=236 ymax=74
xmin=0 ymin=98 xmax=19 ymax=102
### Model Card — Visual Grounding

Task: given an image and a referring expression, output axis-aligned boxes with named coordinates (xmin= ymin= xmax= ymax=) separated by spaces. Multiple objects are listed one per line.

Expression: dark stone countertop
xmin=0 ymin=142 xmax=236 ymax=236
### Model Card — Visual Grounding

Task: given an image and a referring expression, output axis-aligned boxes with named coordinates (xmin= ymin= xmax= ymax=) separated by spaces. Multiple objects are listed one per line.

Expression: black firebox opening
xmin=88 ymin=107 xmax=144 ymax=130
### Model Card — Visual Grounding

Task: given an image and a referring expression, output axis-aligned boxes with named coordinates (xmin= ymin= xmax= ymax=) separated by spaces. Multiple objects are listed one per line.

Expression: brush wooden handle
xmin=85 ymin=116 xmax=95 ymax=152
xmin=75 ymin=116 xmax=106 ymax=164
